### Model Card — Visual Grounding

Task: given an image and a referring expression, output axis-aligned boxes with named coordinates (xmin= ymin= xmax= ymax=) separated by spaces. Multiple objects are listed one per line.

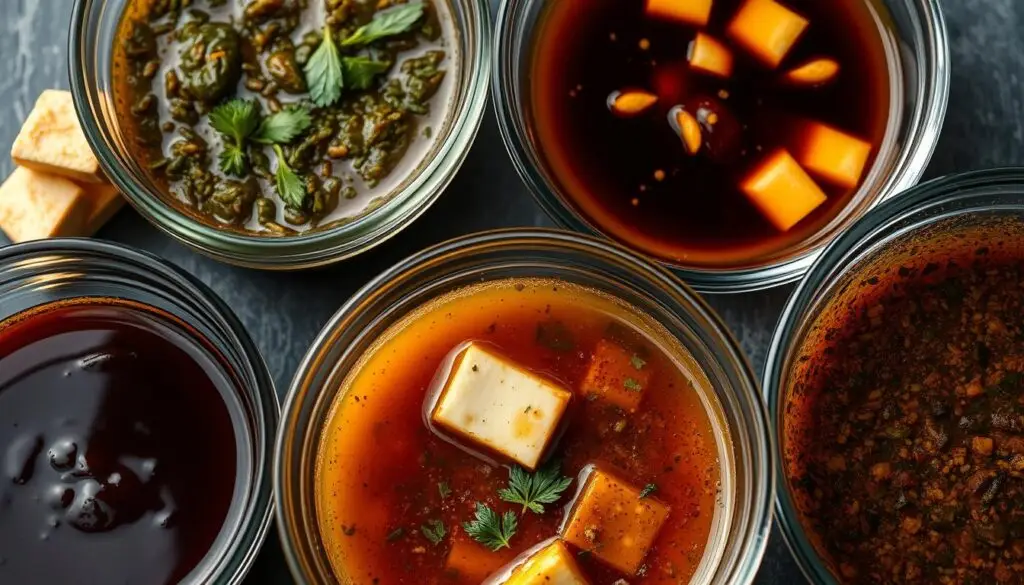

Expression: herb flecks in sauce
xmin=116 ymin=0 xmax=449 ymax=233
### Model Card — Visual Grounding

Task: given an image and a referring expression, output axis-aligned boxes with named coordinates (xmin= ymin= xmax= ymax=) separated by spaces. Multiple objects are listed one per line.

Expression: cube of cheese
xmin=447 ymin=533 xmax=516 ymax=581
xmin=12 ymin=90 xmax=105 ymax=184
xmin=739 ymin=149 xmax=827 ymax=232
xmin=727 ymin=0 xmax=809 ymax=68
xmin=430 ymin=343 xmax=572 ymax=470
xmin=580 ymin=339 xmax=651 ymax=412
xmin=561 ymin=467 xmax=671 ymax=575
xmin=503 ymin=540 xmax=590 ymax=585
xmin=795 ymin=122 xmax=873 ymax=189
xmin=645 ymin=0 xmax=713 ymax=27
xmin=82 ymin=182 xmax=125 ymax=235
xmin=0 ymin=167 xmax=89 ymax=243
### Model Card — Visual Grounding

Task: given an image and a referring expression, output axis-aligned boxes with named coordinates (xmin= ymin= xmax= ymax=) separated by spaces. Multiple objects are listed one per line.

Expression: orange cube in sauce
xmin=580 ymin=339 xmax=651 ymax=412
xmin=644 ymin=0 xmax=713 ymax=27
xmin=560 ymin=466 xmax=671 ymax=575
xmin=726 ymin=0 xmax=809 ymax=68
xmin=795 ymin=121 xmax=873 ymax=189
xmin=739 ymin=148 xmax=827 ymax=232
xmin=688 ymin=32 xmax=734 ymax=78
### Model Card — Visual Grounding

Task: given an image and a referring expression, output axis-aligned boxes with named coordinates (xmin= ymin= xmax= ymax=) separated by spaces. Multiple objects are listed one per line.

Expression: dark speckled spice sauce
xmin=788 ymin=250 xmax=1024 ymax=584
xmin=0 ymin=301 xmax=239 ymax=585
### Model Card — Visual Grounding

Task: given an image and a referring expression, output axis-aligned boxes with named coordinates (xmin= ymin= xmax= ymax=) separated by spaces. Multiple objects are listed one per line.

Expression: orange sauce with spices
xmin=315 ymin=278 xmax=726 ymax=583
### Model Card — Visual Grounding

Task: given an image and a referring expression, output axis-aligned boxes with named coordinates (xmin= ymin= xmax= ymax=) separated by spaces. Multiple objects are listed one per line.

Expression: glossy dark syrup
xmin=0 ymin=302 xmax=240 ymax=584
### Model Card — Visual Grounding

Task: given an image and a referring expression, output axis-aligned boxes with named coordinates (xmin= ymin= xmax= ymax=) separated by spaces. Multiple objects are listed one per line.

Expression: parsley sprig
xmin=303 ymin=2 xmax=423 ymax=106
xmin=420 ymin=519 xmax=446 ymax=545
xmin=208 ymin=99 xmax=260 ymax=177
xmin=207 ymin=99 xmax=311 ymax=177
xmin=462 ymin=502 xmax=517 ymax=551
xmin=272 ymin=144 xmax=306 ymax=208
xmin=498 ymin=461 xmax=573 ymax=515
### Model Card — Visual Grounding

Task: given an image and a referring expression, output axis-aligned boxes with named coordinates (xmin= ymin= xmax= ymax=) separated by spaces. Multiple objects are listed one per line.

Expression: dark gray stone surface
xmin=1 ymin=0 xmax=1022 ymax=582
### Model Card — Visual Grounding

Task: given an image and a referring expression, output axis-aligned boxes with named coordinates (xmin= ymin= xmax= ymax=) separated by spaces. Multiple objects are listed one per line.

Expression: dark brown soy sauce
xmin=531 ymin=0 xmax=889 ymax=266
xmin=0 ymin=302 xmax=239 ymax=585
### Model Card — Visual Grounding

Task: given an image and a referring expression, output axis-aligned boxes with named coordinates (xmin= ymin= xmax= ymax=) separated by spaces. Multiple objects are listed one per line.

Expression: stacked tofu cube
xmin=0 ymin=90 xmax=124 ymax=243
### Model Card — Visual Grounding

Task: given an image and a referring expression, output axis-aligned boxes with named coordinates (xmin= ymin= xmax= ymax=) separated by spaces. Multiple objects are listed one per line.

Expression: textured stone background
xmin=0 ymin=0 xmax=1022 ymax=582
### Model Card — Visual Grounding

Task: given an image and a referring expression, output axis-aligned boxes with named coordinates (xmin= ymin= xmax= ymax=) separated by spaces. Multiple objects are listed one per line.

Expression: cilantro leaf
xmin=304 ymin=25 xmax=343 ymax=107
xmin=438 ymin=481 xmax=452 ymax=499
xmin=342 ymin=57 xmax=391 ymax=90
xmin=498 ymin=461 xmax=573 ymax=515
xmin=639 ymin=483 xmax=658 ymax=499
xmin=272 ymin=144 xmax=306 ymax=208
xmin=341 ymin=1 xmax=425 ymax=47
xmin=218 ymin=144 xmax=248 ymax=177
xmin=254 ymin=106 xmax=312 ymax=145
xmin=462 ymin=503 xmax=517 ymax=551
xmin=624 ymin=378 xmax=643 ymax=392
xmin=209 ymin=99 xmax=260 ymax=145
xmin=209 ymin=99 xmax=261 ymax=176
xmin=420 ymin=519 xmax=446 ymax=545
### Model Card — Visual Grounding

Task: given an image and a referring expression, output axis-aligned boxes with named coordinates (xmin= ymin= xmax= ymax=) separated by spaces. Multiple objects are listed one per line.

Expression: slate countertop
xmin=1 ymin=0 xmax=1022 ymax=583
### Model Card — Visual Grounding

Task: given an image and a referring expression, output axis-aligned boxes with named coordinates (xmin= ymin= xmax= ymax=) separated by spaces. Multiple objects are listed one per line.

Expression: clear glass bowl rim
xmin=274 ymin=227 xmax=775 ymax=585
xmin=68 ymin=0 xmax=492 ymax=270
xmin=0 ymin=237 xmax=280 ymax=585
xmin=491 ymin=0 xmax=950 ymax=293
xmin=762 ymin=167 xmax=1024 ymax=584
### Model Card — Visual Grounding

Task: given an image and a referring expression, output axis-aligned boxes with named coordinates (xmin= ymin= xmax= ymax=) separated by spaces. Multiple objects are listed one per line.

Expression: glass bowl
xmin=69 ymin=0 xmax=491 ymax=270
xmin=493 ymin=0 xmax=949 ymax=293
xmin=274 ymin=228 xmax=774 ymax=585
xmin=763 ymin=168 xmax=1024 ymax=583
xmin=0 ymin=238 xmax=279 ymax=584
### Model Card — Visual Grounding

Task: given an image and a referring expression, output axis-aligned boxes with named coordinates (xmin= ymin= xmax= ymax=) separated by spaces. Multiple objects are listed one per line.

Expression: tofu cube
xmin=645 ymin=0 xmax=713 ymax=27
xmin=0 ymin=167 xmax=89 ymax=243
xmin=503 ymin=540 xmax=590 ymax=585
xmin=431 ymin=343 xmax=572 ymax=470
xmin=12 ymin=90 xmax=105 ymax=184
xmin=740 ymin=149 xmax=827 ymax=232
xmin=795 ymin=122 xmax=873 ymax=189
xmin=82 ymin=182 xmax=125 ymax=235
xmin=727 ymin=0 xmax=809 ymax=68
xmin=447 ymin=533 xmax=516 ymax=581
xmin=580 ymin=339 xmax=651 ymax=412
xmin=688 ymin=32 xmax=734 ymax=78
xmin=561 ymin=467 xmax=671 ymax=575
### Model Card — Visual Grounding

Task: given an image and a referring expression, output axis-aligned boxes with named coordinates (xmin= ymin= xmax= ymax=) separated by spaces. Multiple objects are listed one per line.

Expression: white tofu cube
xmin=430 ymin=343 xmax=572 ymax=470
xmin=501 ymin=539 xmax=590 ymax=585
xmin=12 ymin=90 xmax=106 ymax=184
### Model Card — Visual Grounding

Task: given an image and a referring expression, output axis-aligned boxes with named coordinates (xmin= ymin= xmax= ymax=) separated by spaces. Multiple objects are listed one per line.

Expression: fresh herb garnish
xmin=343 ymin=57 xmax=392 ymax=90
xmin=639 ymin=483 xmax=658 ymax=499
xmin=208 ymin=99 xmax=260 ymax=176
xmin=341 ymin=1 xmax=425 ymax=47
xmin=498 ymin=461 xmax=573 ymax=515
xmin=304 ymin=25 xmax=343 ymax=107
xmin=438 ymin=481 xmax=452 ymax=499
xmin=254 ymin=106 xmax=312 ymax=145
xmin=386 ymin=527 xmax=405 ymax=542
xmin=630 ymin=354 xmax=647 ymax=370
xmin=463 ymin=502 xmax=517 ymax=551
xmin=624 ymin=378 xmax=643 ymax=392
xmin=420 ymin=519 xmax=446 ymax=545
xmin=272 ymin=144 xmax=306 ymax=208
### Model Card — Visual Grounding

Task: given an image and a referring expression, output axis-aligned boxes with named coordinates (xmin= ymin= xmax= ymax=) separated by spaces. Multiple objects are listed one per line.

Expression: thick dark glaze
xmin=0 ymin=303 xmax=238 ymax=584
xmin=531 ymin=0 xmax=890 ymax=266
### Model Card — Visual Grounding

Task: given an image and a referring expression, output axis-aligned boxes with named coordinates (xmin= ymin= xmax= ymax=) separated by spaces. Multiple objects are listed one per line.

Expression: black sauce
xmin=531 ymin=0 xmax=890 ymax=265
xmin=0 ymin=303 xmax=239 ymax=584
